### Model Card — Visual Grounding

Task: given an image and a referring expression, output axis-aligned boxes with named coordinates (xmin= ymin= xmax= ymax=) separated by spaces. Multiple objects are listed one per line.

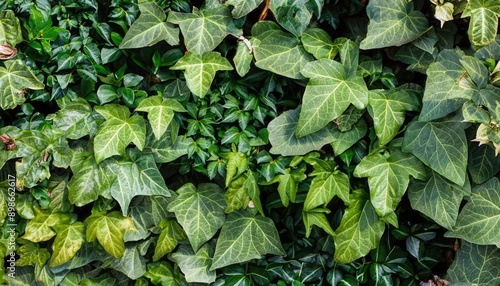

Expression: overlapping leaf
xmin=50 ymin=222 xmax=85 ymax=267
xmin=226 ymin=0 xmax=263 ymax=18
xmin=22 ymin=210 xmax=70 ymax=243
xmin=462 ymin=0 xmax=500 ymax=48
xmin=304 ymin=169 xmax=350 ymax=211
xmin=0 ymin=60 xmax=44 ymax=110
xmin=103 ymin=244 xmax=147 ymax=280
xmin=170 ymin=244 xmax=216 ymax=284
xmin=52 ymin=97 xmax=96 ymax=139
xmin=136 ymin=96 xmax=186 ymax=140
xmin=153 ymin=219 xmax=186 ymax=261
xmin=300 ymin=28 xmax=340 ymax=60
xmin=269 ymin=0 xmax=313 ymax=37
xmin=0 ymin=10 xmax=23 ymax=46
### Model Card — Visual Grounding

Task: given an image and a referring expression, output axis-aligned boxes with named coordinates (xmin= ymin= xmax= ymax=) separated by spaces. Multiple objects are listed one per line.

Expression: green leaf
xmin=460 ymin=55 xmax=489 ymax=89
xmin=50 ymin=222 xmax=85 ymax=267
xmin=360 ymin=0 xmax=428 ymax=49
xmin=168 ymin=6 xmax=237 ymax=55
xmin=296 ymin=59 xmax=369 ymax=137
xmin=170 ymin=52 xmax=233 ymax=97
xmin=119 ymin=2 xmax=179 ymax=49
xmin=149 ymin=136 xmax=193 ymax=163
xmin=446 ymin=241 xmax=500 ymax=286
xmin=0 ymin=60 xmax=45 ymax=110
xmin=367 ymin=89 xmax=420 ymax=146
xmin=333 ymin=190 xmax=385 ymax=264
xmin=85 ymin=211 xmax=137 ymax=258
xmin=167 ymin=183 xmax=226 ymax=251
xmin=268 ymin=107 xmax=337 ymax=156
xmin=420 ymin=50 xmax=473 ymax=121
xmin=222 ymin=150 xmax=249 ymax=186
xmin=408 ymin=171 xmax=470 ymax=229
xmin=103 ymin=244 xmax=147 ymax=280
xmin=269 ymin=0 xmax=313 ymax=37
xmin=303 ymin=209 xmax=335 ymax=237
xmin=169 ymin=244 xmax=216 ymax=284
xmin=22 ymin=210 xmax=70 ymax=243
xmin=16 ymin=243 xmax=50 ymax=267
xmin=468 ymin=143 xmax=500 ymax=184
xmin=252 ymin=21 xmax=313 ymax=79
xmin=354 ymin=150 xmax=425 ymax=217
xmin=144 ymin=261 xmax=182 ymax=286
xmin=462 ymin=0 xmax=500 ymax=48
xmin=153 ymin=219 xmax=186 ymax=261
xmin=304 ymin=170 xmax=350 ymax=211
xmin=300 ymin=28 xmax=340 ymax=60
xmin=52 ymin=98 xmax=96 ymax=140
xmin=331 ymin=119 xmax=367 ymax=157
xmin=434 ymin=2 xmax=455 ymax=27
xmin=233 ymin=40 xmax=254 ymax=77
xmin=226 ymin=0 xmax=264 ymax=18
xmin=446 ymin=177 xmax=500 ymax=245
xmin=225 ymin=176 xmax=250 ymax=213
xmin=210 ymin=210 xmax=285 ymax=270
xmin=403 ymin=120 xmax=468 ymax=186
xmin=94 ymin=104 xmax=146 ymax=164
xmin=0 ymin=10 xmax=23 ymax=46
xmin=136 ymin=96 xmax=185 ymax=140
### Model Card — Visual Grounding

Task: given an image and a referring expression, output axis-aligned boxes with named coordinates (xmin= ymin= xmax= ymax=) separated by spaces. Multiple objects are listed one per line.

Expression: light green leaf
xmin=333 ymin=190 xmax=385 ymax=264
xmin=269 ymin=0 xmax=313 ymax=37
xmin=446 ymin=241 xmax=500 ymax=286
xmin=0 ymin=60 xmax=45 ymax=110
xmin=460 ymin=55 xmax=489 ymax=89
xmin=16 ymin=243 xmax=50 ymax=267
xmin=103 ymin=244 xmax=147 ymax=280
xmin=50 ymin=222 xmax=85 ymax=267
xmin=153 ymin=219 xmax=186 ymax=261
xmin=446 ymin=177 xmax=500 ymax=245
xmin=226 ymin=0 xmax=264 ymax=18
xmin=354 ymin=150 xmax=425 ymax=217
xmin=168 ymin=6 xmax=237 ymax=54
xmin=403 ymin=120 xmax=468 ymax=186
xmin=233 ymin=39 xmax=254 ymax=77
xmin=167 ymin=183 xmax=226 ymax=251
xmin=300 ymin=28 xmax=340 ymax=60
xmin=408 ymin=171 xmax=470 ymax=229
xmin=252 ymin=21 xmax=313 ymax=79
xmin=150 ymin=136 xmax=193 ymax=163
xmin=360 ymin=0 xmax=428 ymax=49
xmin=170 ymin=52 xmax=233 ymax=97
xmin=225 ymin=176 xmax=250 ymax=213
xmin=144 ymin=261 xmax=182 ymax=286
xmin=210 ymin=210 xmax=285 ymax=270
xmin=296 ymin=59 xmax=369 ymax=137
xmin=368 ymin=89 xmax=420 ymax=146
xmin=304 ymin=171 xmax=350 ymax=211
xmin=303 ymin=209 xmax=335 ymax=237
xmin=85 ymin=211 xmax=137 ymax=258
xmin=170 ymin=244 xmax=216 ymax=284
xmin=268 ymin=107 xmax=337 ymax=156
xmin=136 ymin=96 xmax=185 ymax=140
xmin=330 ymin=119 xmax=367 ymax=156
xmin=244 ymin=170 xmax=265 ymax=217
xmin=462 ymin=0 xmax=500 ymax=48
xmin=475 ymin=34 xmax=500 ymax=60
xmin=52 ymin=97 xmax=96 ymax=140
xmin=22 ymin=210 xmax=70 ymax=242
xmin=221 ymin=150 xmax=249 ymax=186
xmin=0 ymin=10 xmax=23 ymax=46
xmin=94 ymin=104 xmax=146 ymax=164
xmin=420 ymin=50 xmax=473 ymax=121
xmin=119 ymin=2 xmax=179 ymax=49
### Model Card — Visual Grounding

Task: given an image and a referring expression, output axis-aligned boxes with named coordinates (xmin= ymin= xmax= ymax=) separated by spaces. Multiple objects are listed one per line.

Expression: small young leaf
xmin=136 ymin=95 xmax=186 ymax=140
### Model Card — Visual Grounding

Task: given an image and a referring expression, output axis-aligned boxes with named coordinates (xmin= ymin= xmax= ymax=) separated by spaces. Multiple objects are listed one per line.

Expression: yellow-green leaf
xmin=50 ymin=222 xmax=85 ymax=267
xmin=0 ymin=60 xmax=44 ymax=110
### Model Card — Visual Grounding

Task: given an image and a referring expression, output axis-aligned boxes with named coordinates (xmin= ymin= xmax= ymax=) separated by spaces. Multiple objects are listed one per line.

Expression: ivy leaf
xmin=269 ymin=0 xmax=313 ymax=37
xmin=368 ymin=89 xmax=420 ymax=146
xmin=304 ymin=170 xmax=350 ymax=211
xmin=169 ymin=244 xmax=216 ymax=284
xmin=300 ymin=28 xmax=340 ymax=60
xmin=303 ymin=209 xmax=335 ymax=237
xmin=0 ymin=60 xmax=45 ymax=110
xmin=149 ymin=136 xmax=193 ymax=163
xmin=52 ymin=97 xmax=96 ymax=140
xmin=210 ymin=210 xmax=285 ymax=270
xmin=296 ymin=59 xmax=369 ymax=137
xmin=420 ymin=50 xmax=473 ymax=121
xmin=167 ymin=183 xmax=226 ymax=252
xmin=331 ymin=119 xmax=367 ymax=156
xmin=168 ymin=6 xmax=237 ymax=55
xmin=333 ymin=190 xmax=385 ymax=264
xmin=468 ymin=143 xmax=500 ymax=184
xmin=233 ymin=40 xmax=254 ymax=77
xmin=22 ymin=210 xmax=71 ymax=242
xmin=153 ymin=219 xmax=186 ymax=262
xmin=16 ymin=243 xmax=50 ymax=267
xmin=252 ymin=21 xmax=313 ymax=79
xmin=144 ymin=261 xmax=182 ymax=286
xmin=119 ymin=2 xmax=179 ymax=49
xmin=85 ymin=211 xmax=137 ymax=258
xmin=408 ymin=171 xmax=470 ymax=229
xmin=221 ymin=149 xmax=249 ymax=186
xmin=434 ymin=2 xmax=454 ymax=27
xmin=446 ymin=177 xmax=500 ymax=245
xmin=225 ymin=176 xmax=250 ymax=213
xmin=0 ymin=10 xmax=22 ymax=46
xmin=103 ymin=244 xmax=147 ymax=280
xmin=446 ymin=241 xmax=500 ymax=286
xmin=50 ymin=222 xmax=85 ymax=267
xmin=403 ymin=120 xmax=468 ymax=186
xmin=360 ymin=0 xmax=428 ymax=49
xmin=462 ymin=0 xmax=500 ymax=48
xmin=354 ymin=150 xmax=425 ymax=217
xmin=170 ymin=52 xmax=233 ymax=98
xmin=94 ymin=104 xmax=146 ymax=164
xmin=136 ymin=96 xmax=186 ymax=140
xmin=460 ymin=55 xmax=490 ymax=89
xmin=226 ymin=0 xmax=264 ymax=18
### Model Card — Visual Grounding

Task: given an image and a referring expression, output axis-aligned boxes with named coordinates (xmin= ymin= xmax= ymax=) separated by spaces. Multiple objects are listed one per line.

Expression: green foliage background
xmin=0 ymin=0 xmax=499 ymax=285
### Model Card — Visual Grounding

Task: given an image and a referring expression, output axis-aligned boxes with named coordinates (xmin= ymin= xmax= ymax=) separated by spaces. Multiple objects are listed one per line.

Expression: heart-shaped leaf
xmin=0 ymin=60 xmax=44 ymax=110
xmin=50 ymin=222 xmax=85 ymax=267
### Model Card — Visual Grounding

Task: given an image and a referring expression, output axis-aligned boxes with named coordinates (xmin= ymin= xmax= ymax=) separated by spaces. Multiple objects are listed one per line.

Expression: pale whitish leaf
xmin=434 ymin=2 xmax=454 ymax=27
xmin=446 ymin=241 xmax=500 ymax=286
xmin=0 ymin=10 xmax=23 ymax=46
xmin=93 ymin=104 xmax=146 ymax=164
xmin=226 ymin=0 xmax=263 ymax=18
xmin=0 ymin=60 xmax=45 ymax=110
xmin=168 ymin=6 xmax=237 ymax=55
xmin=360 ymin=0 xmax=428 ymax=49
xmin=252 ymin=21 xmax=313 ymax=79
xmin=153 ymin=219 xmax=185 ymax=261
xmin=420 ymin=50 xmax=473 ymax=121
xmin=50 ymin=222 xmax=85 ymax=267
xmin=354 ymin=150 xmax=425 ymax=217
xmin=330 ymin=119 xmax=367 ymax=156
xmin=268 ymin=107 xmax=337 ymax=156
xmin=296 ymin=59 xmax=369 ymax=137
xmin=167 ymin=183 xmax=226 ymax=251
xmin=300 ymin=28 xmax=340 ymax=60
xmin=170 ymin=52 xmax=233 ymax=97
xmin=120 ymin=2 xmax=179 ymax=49
xmin=333 ymin=190 xmax=385 ymax=264
xmin=304 ymin=171 xmax=350 ymax=211
xmin=446 ymin=177 xmax=500 ymax=245
xmin=233 ymin=39 xmax=254 ymax=77
xmin=462 ymin=0 xmax=500 ymax=48
xmin=368 ymin=89 xmax=419 ymax=146
xmin=408 ymin=171 xmax=470 ymax=229
xmin=210 ymin=210 xmax=285 ymax=270
xmin=468 ymin=143 xmax=500 ymax=184
xmin=136 ymin=95 xmax=185 ymax=140
xmin=270 ymin=0 xmax=313 ymax=37
xmin=403 ymin=120 xmax=468 ymax=186
xmin=169 ymin=244 xmax=216 ymax=284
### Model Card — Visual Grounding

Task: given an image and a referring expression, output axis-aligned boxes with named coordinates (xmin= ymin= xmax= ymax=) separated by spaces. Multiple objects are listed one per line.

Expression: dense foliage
xmin=1 ymin=0 xmax=499 ymax=285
